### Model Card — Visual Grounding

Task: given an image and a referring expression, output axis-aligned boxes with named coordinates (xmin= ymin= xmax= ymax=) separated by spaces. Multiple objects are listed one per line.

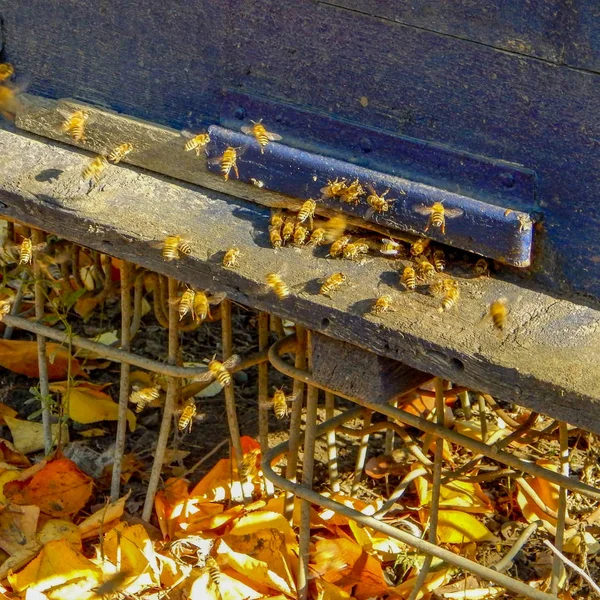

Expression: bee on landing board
xmin=474 ymin=258 xmax=490 ymax=278
xmin=108 ymin=142 xmax=133 ymax=164
xmin=372 ymin=294 xmax=395 ymax=315
xmin=160 ymin=235 xmax=192 ymax=261
xmin=178 ymin=401 xmax=197 ymax=433
xmin=340 ymin=179 xmax=365 ymax=205
xmin=415 ymin=255 xmax=436 ymax=281
xmin=380 ymin=238 xmax=402 ymax=256
xmin=307 ymin=227 xmax=326 ymax=247
xmin=366 ymin=184 xmax=397 ymax=217
xmin=410 ymin=237 xmax=431 ymax=257
xmin=222 ymin=247 xmax=241 ymax=268
xmin=281 ymin=216 xmax=296 ymax=244
xmin=439 ymin=282 xmax=460 ymax=312
xmin=414 ymin=201 xmax=464 ymax=234
xmin=319 ymin=272 xmax=347 ymax=297
xmin=297 ymin=199 xmax=317 ymax=229
xmin=183 ymin=131 xmax=211 ymax=155
xmin=342 ymin=240 xmax=369 ymax=261
xmin=195 ymin=354 xmax=241 ymax=387
xmin=320 ymin=177 xmax=348 ymax=200
xmin=432 ymin=249 xmax=446 ymax=272
xmin=241 ymin=120 xmax=282 ymax=153
xmin=0 ymin=64 xmax=14 ymax=83
xmin=328 ymin=235 xmax=351 ymax=258
xmin=400 ymin=266 xmax=416 ymax=291
xmin=488 ymin=297 xmax=509 ymax=331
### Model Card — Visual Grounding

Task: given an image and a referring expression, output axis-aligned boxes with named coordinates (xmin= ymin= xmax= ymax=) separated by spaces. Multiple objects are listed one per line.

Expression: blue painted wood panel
xmin=1 ymin=1 xmax=600 ymax=301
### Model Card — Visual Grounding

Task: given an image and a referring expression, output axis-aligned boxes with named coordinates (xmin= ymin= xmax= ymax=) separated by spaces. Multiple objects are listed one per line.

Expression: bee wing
xmin=222 ymin=354 xmax=241 ymax=370
xmin=364 ymin=207 xmax=375 ymax=221
xmin=193 ymin=371 xmax=215 ymax=383
xmin=259 ymin=400 xmax=274 ymax=409
xmin=265 ymin=131 xmax=282 ymax=142
xmin=241 ymin=124 xmax=254 ymax=135
xmin=207 ymin=154 xmax=224 ymax=166
xmin=208 ymin=291 xmax=227 ymax=305
xmin=413 ymin=204 xmax=434 ymax=216
xmin=445 ymin=208 xmax=464 ymax=219
xmin=180 ymin=129 xmax=198 ymax=139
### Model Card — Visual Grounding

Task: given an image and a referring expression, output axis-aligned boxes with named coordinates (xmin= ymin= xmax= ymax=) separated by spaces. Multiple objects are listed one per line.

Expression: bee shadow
xmin=304 ymin=277 xmax=325 ymax=295
xmin=35 ymin=168 xmax=64 ymax=183
xmin=349 ymin=298 xmax=376 ymax=316
xmin=379 ymin=269 xmax=399 ymax=287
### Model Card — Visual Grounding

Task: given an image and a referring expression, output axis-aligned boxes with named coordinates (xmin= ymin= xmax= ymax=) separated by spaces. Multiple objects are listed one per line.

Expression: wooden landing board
xmin=0 ymin=127 xmax=599 ymax=433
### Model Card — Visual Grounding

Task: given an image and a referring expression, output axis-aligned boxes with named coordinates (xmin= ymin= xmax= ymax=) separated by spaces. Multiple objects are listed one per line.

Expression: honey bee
xmin=58 ymin=107 xmax=92 ymax=142
xmin=504 ymin=209 xmax=514 ymax=217
xmin=439 ymin=284 xmax=460 ymax=312
xmin=269 ymin=225 xmax=283 ymax=249
xmin=517 ymin=214 xmax=533 ymax=232
xmin=415 ymin=256 xmax=436 ymax=280
xmin=0 ymin=297 xmax=13 ymax=320
xmin=205 ymin=556 xmax=222 ymax=590
xmin=270 ymin=210 xmax=285 ymax=229
xmin=250 ymin=178 xmax=265 ymax=188
xmin=161 ymin=236 xmax=191 ymax=261
xmin=19 ymin=237 xmax=33 ymax=264
xmin=193 ymin=290 xmax=226 ymax=322
xmin=195 ymin=354 xmax=241 ymax=387
xmin=183 ymin=131 xmax=211 ymax=155
xmin=241 ymin=120 xmax=282 ymax=153
xmin=320 ymin=272 xmax=347 ymax=297
xmin=265 ymin=273 xmax=291 ymax=299
xmin=372 ymin=294 xmax=394 ymax=314
xmin=0 ymin=80 xmax=25 ymax=120
xmin=366 ymin=185 xmax=396 ymax=215
xmin=410 ymin=238 xmax=431 ymax=257
xmin=432 ymin=249 xmax=446 ymax=272
xmin=320 ymin=177 xmax=348 ymax=199
xmin=342 ymin=241 xmax=369 ymax=261
xmin=488 ymin=298 xmax=509 ymax=330
xmin=108 ymin=142 xmax=133 ymax=164
xmin=222 ymin=247 xmax=240 ymax=268
xmin=82 ymin=155 xmax=108 ymax=184
xmin=328 ymin=235 xmax=351 ymax=258
xmin=293 ymin=223 xmax=309 ymax=247
xmin=297 ymin=199 xmax=317 ymax=228
xmin=414 ymin=201 xmax=464 ymax=234
xmin=239 ymin=448 xmax=261 ymax=480
xmin=307 ymin=227 xmax=327 ymax=246
xmin=340 ymin=179 xmax=365 ymax=205
xmin=282 ymin=217 xmax=296 ymax=244
xmin=474 ymin=258 xmax=490 ymax=277
xmin=0 ymin=64 xmax=14 ymax=82
xmin=401 ymin=266 xmax=416 ymax=291
xmin=208 ymin=146 xmax=241 ymax=180
xmin=129 ymin=385 xmax=161 ymax=413
xmin=178 ymin=287 xmax=196 ymax=320
xmin=261 ymin=388 xmax=295 ymax=419
xmin=430 ymin=277 xmax=458 ymax=297
xmin=323 ymin=215 xmax=347 ymax=242
xmin=380 ymin=238 xmax=402 ymax=256
xmin=178 ymin=401 xmax=197 ymax=432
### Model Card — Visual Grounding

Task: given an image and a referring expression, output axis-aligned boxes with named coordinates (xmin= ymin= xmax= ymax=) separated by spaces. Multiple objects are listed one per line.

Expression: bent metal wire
xmin=2 ymin=227 xmax=596 ymax=600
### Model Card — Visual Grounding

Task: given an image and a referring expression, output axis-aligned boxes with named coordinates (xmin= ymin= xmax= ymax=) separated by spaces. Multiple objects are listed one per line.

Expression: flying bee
xmin=380 ymin=238 xmax=402 ymax=256
xmin=322 ymin=215 xmax=347 ymax=244
xmin=342 ymin=240 xmax=369 ymax=261
xmin=193 ymin=290 xmax=227 ymax=322
xmin=58 ymin=106 xmax=93 ymax=142
xmin=432 ymin=249 xmax=446 ymax=272
xmin=161 ymin=235 xmax=191 ymax=261
xmin=0 ymin=79 xmax=26 ymax=120
xmin=328 ymin=235 xmax=352 ymax=258
xmin=320 ymin=177 xmax=348 ymax=199
xmin=293 ymin=223 xmax=309 ymax=247
xmin=19 ymin=237 xmax=33 ymax=264
xmin=265 ymin=272 xmax=291 ymax=299
xmin=269 ymin=225 xmax=283 ymax=249
xmin=241 ymin=120 xmax=282 ymax=153
xmin=415 ymin=256 xmax=436 ymax=280
xmin=307 ymin=227 xmax=326 ymax=246
xmin=474 ymin=258 xmax=490 ymax=277
xmin=239 ymin=448 xmax=261 ymax=480
xmin=410 ymin=237 xmax=431 ymax=257
xmin=250 ymin=178 xmax=265 ymax=188
xmin=517 ymin=214 xmax=533 ymax=232
xmin=178 ymin=287 xmax=196 ymax=320
xmin=208 ymin=146 xmax=242 ymax=180
xmin=414 ymin=201 xmax=464 ymax=234
xmin=0 ymin=64 xmax=14 ymax=82
xmin=108 ymin=142 xmax=133 ymax=164
xmin=82 ymin=155 xmax=108 ymax=185
xmin=488 ymin=298 xmax=509 ymax=331
xmin=297 ymin=199 xmax=317 ymax=228
xmin=439 ymin=285 xmax=460 ymax=312
xmin=372 ymin=294 xmax=394 ymax=314
xmin=195 ymin=354 xmax=241 ymax=387
xmin=340 ymin=179 xmax=365 ymax=205
xmin=282 ymin=217 xmax=296 ymax=244
xmin=401 ymin=266 xmax=416 ymax=291
xmin=222 ymin=247 xmax=240 ymax=268
xmin=319 ymin=272 xmax=347 ymax=297
xmin=129 ymin=385 xmax=161 ymax=413
xmin=183 ymin=131 xmax=211 ymax=155
xmin=366 ymin=185 xmax=397 ymax=216
xmin=261 ymin=387 xmax=296 ymax=419
xmin=178 ymin=401 xmax=197 ymax=433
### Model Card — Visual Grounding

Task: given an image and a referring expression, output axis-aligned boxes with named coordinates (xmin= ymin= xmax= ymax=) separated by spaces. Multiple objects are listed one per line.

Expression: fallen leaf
xmin=52 ymin=384 xmax=136 ymax=431
xmin=0 ymin=402 xmax=17 ymax=425
xmin=365 ymin=454 xmax=407 ymax=479
xmin=37 ymin=520 xmax=82 ymax=549
xmin=392 ymin=564 xmax=452 ymax=599
xmin=315 ymin=579 xmax=355 ymax=600
xmin=74 ymin=295 xmax=103 ymax=320
xmin=419 ymin=510 xmax=497 ymax=544
xmin=0 ymin=469 xmax=22 ymax=503
xmin=454 ymin=420 xmax=512 ymax=446
xmin=189 ymin=458 xmax=255 ymax=503
xmin=4 ymin=457 xmax=93 ymax=517
xmin=188 ymin=566 xmax=267 ymax=600
xmin=400 ymin=394 xmax=454 ymax=427
xmin=0 ymin=503 xmax=40 ymax=555
xmin=163 ymin=448 xmax=190 ymax=464
xmin=78 ymin=428 xmax=107 ymax=438
xmin=0 ymin=439 xmax=31 ymax=467
xmin=78 ymin=493 xmax=129 ymax=539
xmin=101 ymin=453 xmax=144 ymax=485
xmin=4 ymin=417 xmax=69 ymax=455
xmin=416 ymin=479 xmax=493 ymax=513
xmin=0 ymin=340 xmax=87 ymax=379
xmin=8 ymin=539 xmax=101 ymax=595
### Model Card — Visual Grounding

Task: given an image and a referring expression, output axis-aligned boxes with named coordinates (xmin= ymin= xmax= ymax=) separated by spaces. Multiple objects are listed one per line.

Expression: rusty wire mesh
xmin=1 ymin=223 xmax=599 ymax=600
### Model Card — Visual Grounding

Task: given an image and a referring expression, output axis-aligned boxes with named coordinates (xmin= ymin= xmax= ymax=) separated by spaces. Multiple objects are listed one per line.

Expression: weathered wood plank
xmin=0 ymin=128 xmax=598 ymax=433
xmin=3 ymin=1 xmax=600 ymax=300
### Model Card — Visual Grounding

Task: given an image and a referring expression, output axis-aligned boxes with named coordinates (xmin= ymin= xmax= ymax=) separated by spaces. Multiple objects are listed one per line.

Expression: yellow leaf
xmin=74 ymin=295 xmax=102 ymax=320
xmin=0 ymin=469 xmax=21 ymax=503
xmin=189 ymin=567 xmax=267 ymax=599
xmin=0 ymin=503 xmax=39 ymax=555
xmin=420 ymin=510 xmax=498 ymax=544
xmin=78 ymin=428 xmax=107 ymax=438
xmin=316 ymin=580 xmax=356 ymax=600
xmin=416 ymin=479 xmax=493 ymax=513
xmin=58 ymin=385 xmax=136 ymax=431
xmin=0 ymin=402 xmax=17 ymax=425
xmin=516 ymin=459 xmax=560 ymax=527
xmin=8 ymin=539 xmax=101 ymax=595
xmin=4 ymin=417 xmax=69 ymax=455
xmin=78 ymin=493 xmax=128 ymax=539
xmin=37 ymin=520 xmax=81 ymax=549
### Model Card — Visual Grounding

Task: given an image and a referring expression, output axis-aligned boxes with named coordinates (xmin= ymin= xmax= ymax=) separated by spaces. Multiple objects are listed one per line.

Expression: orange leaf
xmin=0 ymin=340 xmax=87 ymax=379
xmin=365 ymin=454 xmax=407 ymax=479
xmin=237 ymin=435 xmax=261 ymax=456
xmin=78 ymin=493 xmax=128 ymax=540
xmin=74 ymin=295 xmax=103 ymax=320
xmin=3 ymin=457 xmax=93 ymax=517
xmin=516 ymin=459 xmax=560 ymax=526
xmin=0 ymin=439 xmax=31 ymax=468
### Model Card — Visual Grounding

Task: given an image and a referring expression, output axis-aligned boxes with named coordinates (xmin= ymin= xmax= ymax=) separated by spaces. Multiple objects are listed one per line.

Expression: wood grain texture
xmin=2 ymin=1 xmax=600 ymax=301
xmin=0 ymin=128 xmax=598 ymax=432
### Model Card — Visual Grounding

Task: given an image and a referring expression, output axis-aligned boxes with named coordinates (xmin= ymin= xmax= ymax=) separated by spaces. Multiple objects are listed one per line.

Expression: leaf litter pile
xmin=0 ymin=223 xmax=599 ymax=598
